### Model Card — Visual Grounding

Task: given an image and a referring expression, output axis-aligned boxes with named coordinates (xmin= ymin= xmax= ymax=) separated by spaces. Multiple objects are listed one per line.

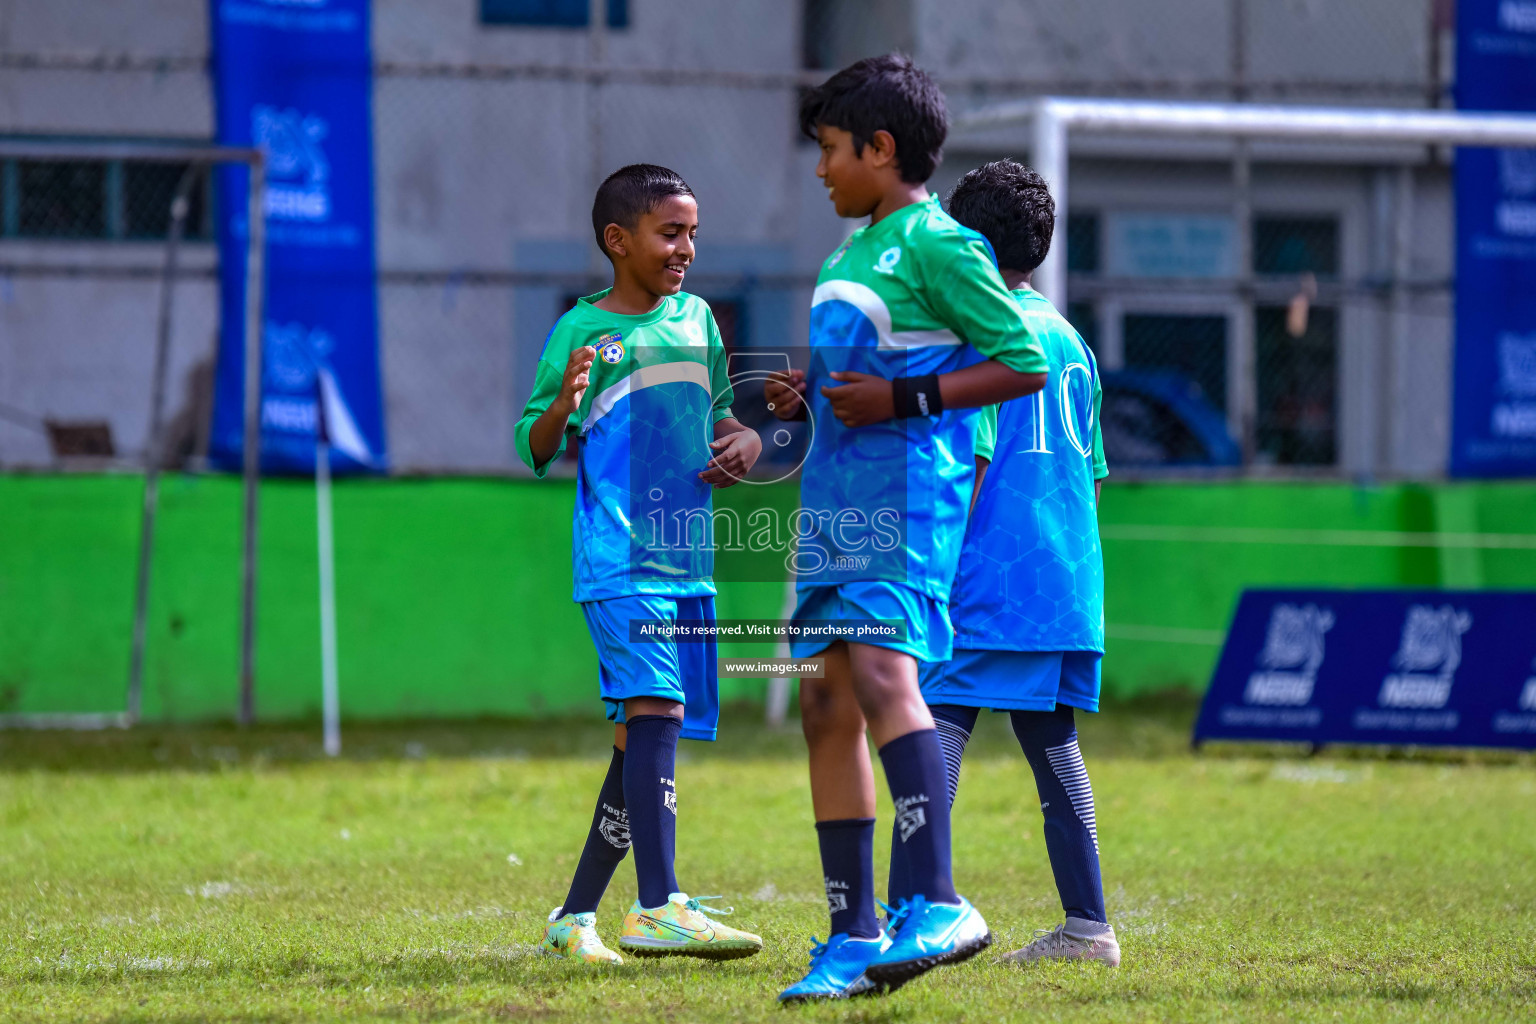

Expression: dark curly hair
xmin=946 ymin=159 xmax=1055 ymax=274
xmin=798 ymin=54 xmax=948 ymax=184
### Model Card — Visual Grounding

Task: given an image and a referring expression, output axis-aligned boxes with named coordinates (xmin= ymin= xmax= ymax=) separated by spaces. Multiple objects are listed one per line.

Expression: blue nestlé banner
xmin=1195 ymin=590 xmax=1536 ymax=750
xmin=1451 ymin=1 xmax=1536 ymax=477
xmin=209 ymin=0 xmax=386 ymax=473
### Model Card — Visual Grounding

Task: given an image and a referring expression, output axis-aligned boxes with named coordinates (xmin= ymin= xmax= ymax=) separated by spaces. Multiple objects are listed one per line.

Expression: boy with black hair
xmin=517 ymin=163 xmax=764 ymax=964
xmin=886 ymin=159 xmax=1119 ymax=966
xmin=766 ymin=56 xmax=1048 ymax=1001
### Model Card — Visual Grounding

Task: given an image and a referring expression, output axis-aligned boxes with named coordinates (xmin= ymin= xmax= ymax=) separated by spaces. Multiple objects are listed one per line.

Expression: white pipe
xmin=955 ymin=97 xmax=1536 ymax=148
xmin=1031 ymin=100 xmax=1068 ymax=309
xmin=317 ymin=438 xmax=340 ymax=757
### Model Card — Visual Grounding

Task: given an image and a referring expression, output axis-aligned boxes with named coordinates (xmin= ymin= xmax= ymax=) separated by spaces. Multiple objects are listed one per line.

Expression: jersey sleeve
xmin=706 ymin=309 xmax=735 ymax=423
xmin=514 ymin=323 xmax=577 ymax=478
xmin=1091 ymin=375 xmax=1108 ymax=480
xmin=974 ymin=403 xmax=999 ymax=462
xmin=926 ymin=234 xmax=1048 ymax=374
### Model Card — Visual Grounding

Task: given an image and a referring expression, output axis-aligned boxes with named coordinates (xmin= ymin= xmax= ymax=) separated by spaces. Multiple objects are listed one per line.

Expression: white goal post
xmin=0 ymin=139 xmax=265 ymax=729
xmin=951 ymin=97 xmax=1536 ymax=310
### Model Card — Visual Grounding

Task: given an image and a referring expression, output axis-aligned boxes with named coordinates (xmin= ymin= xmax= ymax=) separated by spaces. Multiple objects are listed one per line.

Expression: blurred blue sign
xmin=1105 ymin=213 xmax=1236 ymax=279
xmin=1451 ymin=0 xmax=1536 ymax=477
xmin=208 ymin=0 xmax=386 ymax=473
xmin=1195 ymin=590 xmax=1536 ymax=750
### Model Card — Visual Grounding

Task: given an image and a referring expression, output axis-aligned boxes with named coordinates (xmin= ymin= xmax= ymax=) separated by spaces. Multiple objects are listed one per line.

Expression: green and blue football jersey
xmin=950 ymin=287 xmax=1108 ymax=652
xmin=798 ymin=195 xmax=1047 ymax=599
xmin=515 ymin=290 xmax=734 ymax=603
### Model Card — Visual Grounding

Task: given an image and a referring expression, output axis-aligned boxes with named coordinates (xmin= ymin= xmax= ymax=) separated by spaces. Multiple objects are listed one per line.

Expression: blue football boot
xmin=777 ymin=931 xmax=890 ymax=1003
xmin=863 ymin=895 xmax=991 ymax=990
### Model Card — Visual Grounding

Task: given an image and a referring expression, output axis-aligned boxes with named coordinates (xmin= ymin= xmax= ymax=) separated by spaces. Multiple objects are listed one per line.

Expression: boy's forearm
xmin=714 ymin=416 xmax=749 ymax=438
xmin=937 ymin=360 xmax=1046 ymax=410
xmin=526 ymin=401 xmax=574 ymax=470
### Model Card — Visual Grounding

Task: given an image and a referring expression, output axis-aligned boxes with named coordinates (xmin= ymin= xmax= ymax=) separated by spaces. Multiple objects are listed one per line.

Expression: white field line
xmin=1101 ymin=523 xmax=1536 ymax=646
xmin=1100 ymin=524 xmax=1536 ymax=549
xmin=0 ymin=712 xmax=130 ymax=730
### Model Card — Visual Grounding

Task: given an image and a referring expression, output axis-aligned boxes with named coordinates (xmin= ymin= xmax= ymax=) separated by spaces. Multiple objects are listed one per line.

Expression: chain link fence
xmin=0 ymin=152 xmax=222 ymax=471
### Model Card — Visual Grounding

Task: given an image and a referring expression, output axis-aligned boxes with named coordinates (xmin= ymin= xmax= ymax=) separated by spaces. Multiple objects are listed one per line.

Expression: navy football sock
xmin=816 ymin=818 xmax=880 ymax=939
xmin=622 ymin=714 xmax=682 ymax=909
xmin=887 ymin=706 xmax=976 ymax=904
xmin=1012 ymin=706 xmax=1107 ymax=923
xmin=559 ymin=746 xmax=629 ymax=916
xmin=878 ymin=728 xmax=959 ymax=905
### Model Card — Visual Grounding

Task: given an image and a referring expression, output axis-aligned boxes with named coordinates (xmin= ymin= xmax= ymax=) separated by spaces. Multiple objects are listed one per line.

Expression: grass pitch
xmin=2 ymin=698 xmax=1533 ymax=1023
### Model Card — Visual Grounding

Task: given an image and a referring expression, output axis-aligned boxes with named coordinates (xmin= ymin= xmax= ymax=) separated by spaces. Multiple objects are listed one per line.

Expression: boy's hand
xmin=764 ymin=369 xmax=808 ymax=421
xmin=555 ymin=346 xmax=597 ymax=414
xmin=700 ymin=427 xmax=761 ymax=488
xmin=820 ymin=370 xmax=895 ymax=427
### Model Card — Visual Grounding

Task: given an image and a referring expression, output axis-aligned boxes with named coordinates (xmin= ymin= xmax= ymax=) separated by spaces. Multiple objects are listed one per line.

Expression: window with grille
xmin=0 ymin=155 xmax=213 ymax=241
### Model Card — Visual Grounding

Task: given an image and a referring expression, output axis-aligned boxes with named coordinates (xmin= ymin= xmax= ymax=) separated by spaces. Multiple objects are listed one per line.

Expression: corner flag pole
xmin=315 ymin=382 xmax=341 ymax=757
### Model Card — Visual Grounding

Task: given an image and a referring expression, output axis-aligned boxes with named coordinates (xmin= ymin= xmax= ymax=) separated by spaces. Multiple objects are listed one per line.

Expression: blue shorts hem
xmin=604 ymin=699 xmax=718 ymax=742
xmin=922 ymin=692 xmax=1060 ymax=712
xmin=923 ymin=694 xmax=1101 ymax=714
xmin=787 ymin=636 xmax=931 ymax=661
xmin=790 ymin=582 xmax=952 ymax=664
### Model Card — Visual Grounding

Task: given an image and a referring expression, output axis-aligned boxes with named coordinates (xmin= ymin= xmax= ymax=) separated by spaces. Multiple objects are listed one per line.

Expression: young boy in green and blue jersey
xmin=766 ymin=56 xmax=1048 ymax=1002
xmin=517 ymin=164 xmax=764 ymax=965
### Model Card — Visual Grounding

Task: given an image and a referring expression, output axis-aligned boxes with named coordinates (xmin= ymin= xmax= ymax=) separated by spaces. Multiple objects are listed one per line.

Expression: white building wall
xmin=0 ymin=0 xmax=1464 ymax=475
xmin=915 ymin=0 xmax=1434 ymax=103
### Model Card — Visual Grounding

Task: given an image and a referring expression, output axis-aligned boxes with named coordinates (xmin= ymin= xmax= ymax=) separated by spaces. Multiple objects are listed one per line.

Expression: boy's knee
xmin=850 ymin=672 xmax=922 ymax=726
xmin=799 ymin=680 xmax=862 ymax=743
xmin=1010 ymin=705 xmax=1076 ymax=755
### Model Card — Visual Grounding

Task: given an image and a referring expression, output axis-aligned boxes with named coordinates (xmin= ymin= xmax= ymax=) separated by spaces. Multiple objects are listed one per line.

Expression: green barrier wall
xmin=2 ymin=475 xmax=1533 ymax=721
xmin=1096 ymin=480 xmax=1536 ymax=696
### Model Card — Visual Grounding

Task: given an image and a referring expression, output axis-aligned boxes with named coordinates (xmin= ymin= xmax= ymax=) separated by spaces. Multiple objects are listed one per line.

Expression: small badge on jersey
xmin=597 ymin=331 xmax=625 ymax=363
xmin=682 ymin=320 xmax=705 ymax=345
xmin=874 ymin=246 xmax=902 ymax=274
xmin=826 ymin=234 xmax=855 ymax=269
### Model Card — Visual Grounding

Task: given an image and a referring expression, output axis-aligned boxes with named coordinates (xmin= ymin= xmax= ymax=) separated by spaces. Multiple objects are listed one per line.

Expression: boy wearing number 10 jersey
xmin=888 ymin=160 xmax=1122 ymax=967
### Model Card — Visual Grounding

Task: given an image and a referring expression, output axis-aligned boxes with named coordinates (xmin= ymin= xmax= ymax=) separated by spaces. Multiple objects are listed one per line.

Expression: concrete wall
xmin=0 ymin=1 xmax=212 ymax=136
xmin=912 ymin=0 xmax=1435 ymax=103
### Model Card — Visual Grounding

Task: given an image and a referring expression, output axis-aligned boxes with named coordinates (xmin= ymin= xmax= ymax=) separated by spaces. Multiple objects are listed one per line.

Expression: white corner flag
xmin=317 ymin=366 xmax=374 ymax=468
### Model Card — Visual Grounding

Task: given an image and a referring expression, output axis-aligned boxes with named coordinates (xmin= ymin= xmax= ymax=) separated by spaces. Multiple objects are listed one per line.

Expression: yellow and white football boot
xmin=618 ymin=893 xmax=763 ymax=960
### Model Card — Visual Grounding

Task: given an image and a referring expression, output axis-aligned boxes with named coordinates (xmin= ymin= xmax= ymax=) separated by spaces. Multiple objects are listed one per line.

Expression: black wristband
xmin=891 ymin=374 xmax=944 ymax=418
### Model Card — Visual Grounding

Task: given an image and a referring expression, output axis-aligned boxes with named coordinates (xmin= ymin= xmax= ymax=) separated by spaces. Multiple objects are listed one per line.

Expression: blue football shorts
xmin=580 ymin=593 xmax=720 ymax=741
xmin=789 ymin=581 xmax=953 ymax=664
xmin=918 ymin=647 xmax=1103 ymax=714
